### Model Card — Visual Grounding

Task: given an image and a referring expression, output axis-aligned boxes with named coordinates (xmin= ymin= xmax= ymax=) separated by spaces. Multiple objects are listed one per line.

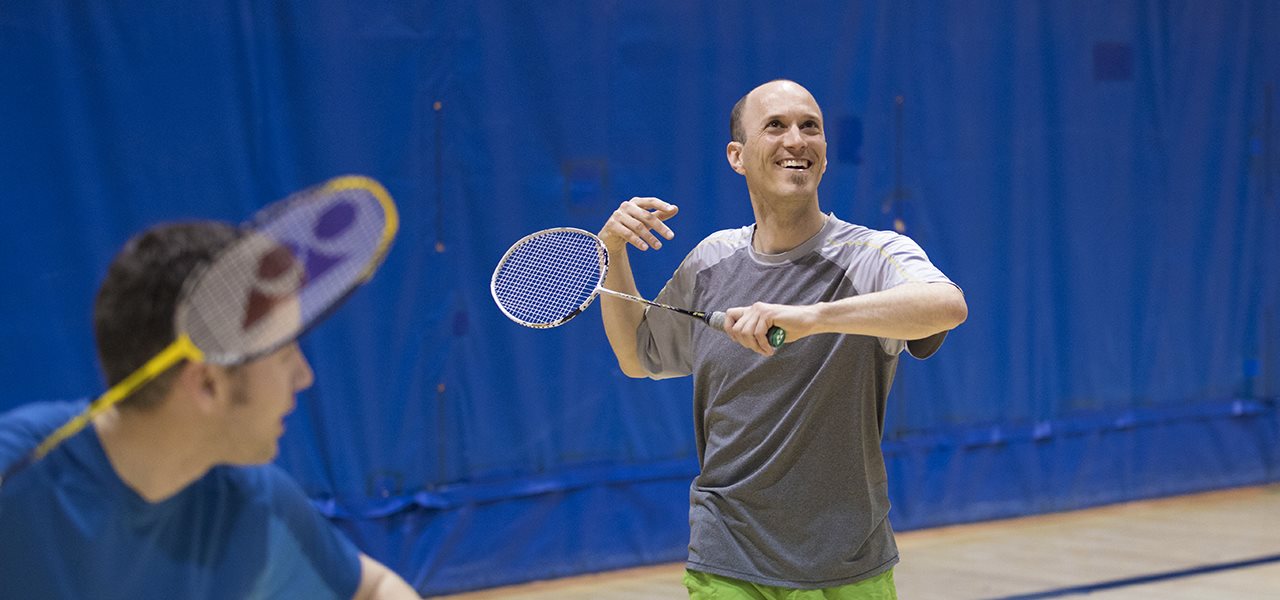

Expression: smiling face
xmin=727 ymin=81 xmax=828 ymax=203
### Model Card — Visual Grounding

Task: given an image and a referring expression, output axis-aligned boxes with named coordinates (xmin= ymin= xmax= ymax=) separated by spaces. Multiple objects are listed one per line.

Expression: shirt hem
xmin=685 ymin=553 xmax=899 ymax=590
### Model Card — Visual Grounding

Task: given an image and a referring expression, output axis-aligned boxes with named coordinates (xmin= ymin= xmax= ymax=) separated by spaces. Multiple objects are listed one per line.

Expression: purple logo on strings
xmin=241 ymin=200 xmax=358 ymax=330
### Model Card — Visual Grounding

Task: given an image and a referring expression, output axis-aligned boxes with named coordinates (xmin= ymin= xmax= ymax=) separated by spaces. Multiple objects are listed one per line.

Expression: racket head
xmin=490 ymin=227 xmax=608 ymax=328
xmin=175 ymin=175 xmax=399 ymax=364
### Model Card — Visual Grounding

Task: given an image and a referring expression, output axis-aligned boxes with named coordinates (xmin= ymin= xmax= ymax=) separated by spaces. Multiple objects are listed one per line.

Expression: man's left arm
xmin=723 ymin=282 xmax=967 ymax=355
xmin=353 ymin=554 xmax=419 ymax=599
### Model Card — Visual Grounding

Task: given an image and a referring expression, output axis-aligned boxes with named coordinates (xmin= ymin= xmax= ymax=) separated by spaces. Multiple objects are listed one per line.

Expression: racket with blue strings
xmin=1 ymin=175 xmax=398 ymax=486
xmin=490 ymin=227 xmax=786 ymax=346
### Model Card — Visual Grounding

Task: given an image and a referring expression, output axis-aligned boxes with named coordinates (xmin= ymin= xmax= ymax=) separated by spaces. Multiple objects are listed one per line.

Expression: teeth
xmin=778 ymin=159 xmax=809 ymax=169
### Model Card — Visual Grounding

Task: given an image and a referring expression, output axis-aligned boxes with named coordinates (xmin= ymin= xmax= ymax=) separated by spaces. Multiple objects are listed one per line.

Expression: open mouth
xmin=776 ymin=158 xmax=813 ymax=171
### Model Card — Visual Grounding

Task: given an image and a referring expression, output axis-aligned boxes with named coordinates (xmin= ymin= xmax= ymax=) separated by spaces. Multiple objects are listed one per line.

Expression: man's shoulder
xmin=823 ymin=218 xmax=899 ymax=246
xmin=0 ymin=399 xmax=88 ymax=464
xmin=701 ymin=225 xmax=753 ymax=245
xmin=0 ymin=399 xmax=88 ymax=429
xmin=204 ymin=462 xmax=327 ymax=524
xmin=209 ymin=462 xmax=302 ymax=500
xmin=821 ymin=219 xmax=928 ymax=259
xmin=683 ymin=225 xmax=752 ymax=269
xmin=698 ymin=225 xmax=753 ymax=252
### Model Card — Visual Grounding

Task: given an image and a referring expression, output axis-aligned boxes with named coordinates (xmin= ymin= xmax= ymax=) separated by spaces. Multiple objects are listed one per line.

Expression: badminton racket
xmin=490 ymin=227 xmax=786 ymax=347
xmin=1 ymin=175 xmax=398 ymax=485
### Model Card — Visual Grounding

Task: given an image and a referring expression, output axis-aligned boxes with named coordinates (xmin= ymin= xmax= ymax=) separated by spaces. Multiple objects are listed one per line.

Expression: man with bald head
xmin=598 ymin=80 xmax=967 ymax=598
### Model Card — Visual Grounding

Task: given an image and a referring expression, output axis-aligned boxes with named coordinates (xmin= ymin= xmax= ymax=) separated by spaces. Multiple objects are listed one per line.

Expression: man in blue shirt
xmin=0 ymin=222 xmax=419 ymax=599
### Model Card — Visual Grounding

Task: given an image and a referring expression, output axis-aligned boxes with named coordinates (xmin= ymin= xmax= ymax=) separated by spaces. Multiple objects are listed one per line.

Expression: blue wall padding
xmin=2 ymin=1 xmax=1278 ymax=595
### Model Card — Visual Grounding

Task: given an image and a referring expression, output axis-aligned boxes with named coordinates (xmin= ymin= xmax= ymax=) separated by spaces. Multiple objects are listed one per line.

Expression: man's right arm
xmin=353 ymin=554 xmax=419 ymax=600
xmin=597 ymin=197 xmax=679 ymax=378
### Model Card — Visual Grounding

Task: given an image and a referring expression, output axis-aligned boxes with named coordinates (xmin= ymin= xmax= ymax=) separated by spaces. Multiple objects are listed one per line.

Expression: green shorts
xmin=683 ymin=568 xmax=897 ymax=600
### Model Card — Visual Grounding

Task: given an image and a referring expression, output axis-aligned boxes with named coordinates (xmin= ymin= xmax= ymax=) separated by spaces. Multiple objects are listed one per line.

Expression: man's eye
xmin=767 ymin=120 xmax=784 ymax=128
xmin=802 ymin=120 xmax=819 ymax=129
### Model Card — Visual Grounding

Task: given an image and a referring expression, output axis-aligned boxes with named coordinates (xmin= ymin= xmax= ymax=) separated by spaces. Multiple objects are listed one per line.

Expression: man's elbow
xmin=617 ymin=360 xmax=651 ymax=379
xmin=355 ymin=554 xmax=419 ymax=600
xmin=937 ymin=288 xmax=968 ymax=330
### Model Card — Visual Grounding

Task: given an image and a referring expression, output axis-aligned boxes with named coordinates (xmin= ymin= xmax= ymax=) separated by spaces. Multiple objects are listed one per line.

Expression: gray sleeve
xmin=634 ymin=254 xmax=698 ymax=379
xmin=847 ymin=230 xmax=955 ymax=294
xmin=845 ymin=231 xmax=958 ymax=357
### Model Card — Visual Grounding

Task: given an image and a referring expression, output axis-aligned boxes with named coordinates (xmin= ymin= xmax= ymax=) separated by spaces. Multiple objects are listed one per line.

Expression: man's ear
xmin=726 ymin=141 xmax=746 ymax=175
xmin=174 ymin=361 xmax=229 ymax=413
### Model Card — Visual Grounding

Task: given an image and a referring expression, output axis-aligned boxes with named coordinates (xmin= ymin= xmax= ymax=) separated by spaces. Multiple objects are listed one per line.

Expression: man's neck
xmin=93 ymin=408 xmax=217 ymax=503
xmin=749 ymin=193 xmax=827 ymax=254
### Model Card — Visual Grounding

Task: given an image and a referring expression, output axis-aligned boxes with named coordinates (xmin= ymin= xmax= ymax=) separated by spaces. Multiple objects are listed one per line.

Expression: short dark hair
xmin=93 ymin=222 xmax=239 ymax=410
xmin=729 ymin=91 xmax=750 ymax=143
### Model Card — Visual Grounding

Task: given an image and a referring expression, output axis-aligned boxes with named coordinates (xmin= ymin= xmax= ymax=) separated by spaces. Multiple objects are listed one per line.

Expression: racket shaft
xmin=596 ymin=287 xmax=704 ymax=320
xmin=1 ymin=335 xmax=203 ymax=485
xmin=598 ymin=288 xmax=785 ymax=348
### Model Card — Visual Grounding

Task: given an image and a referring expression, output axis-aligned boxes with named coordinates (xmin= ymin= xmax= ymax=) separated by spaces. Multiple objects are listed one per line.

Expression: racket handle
xmin=706 ymin=311 xmax=786 ymax=349
xmin=767 ymin=326 xmax=786 ymax=348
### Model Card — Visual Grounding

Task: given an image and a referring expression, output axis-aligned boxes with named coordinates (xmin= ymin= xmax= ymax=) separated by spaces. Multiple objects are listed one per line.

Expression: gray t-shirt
xmin=635 ymin=214 xmax=956 ymax=589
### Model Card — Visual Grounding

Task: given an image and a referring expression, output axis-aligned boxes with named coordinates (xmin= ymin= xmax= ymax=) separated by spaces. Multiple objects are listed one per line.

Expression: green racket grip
xmin=706 ymin=312 xmax=786 ymax=349
xmin=766 ymin=326 xmax=786 ymax=348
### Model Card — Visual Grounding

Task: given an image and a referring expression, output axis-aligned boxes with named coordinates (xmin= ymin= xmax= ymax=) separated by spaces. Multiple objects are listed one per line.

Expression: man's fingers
xmin=615 ymin=212 xmax=664 ymax=250
xmin=642 ymin=212 xmax=676 ymax=241
xmin=603 ymin=198 xmax=679 ymax=251
xmin=723 ymin=305 xmax=781 ymax=356
xmin=745 ymin=316 xmax=774 ymax=356
xmin=725 ymin=309 xmax=772 ymax=356
xmin=631 ymin=197 xmax=679 ymax=217
xmin=652 ymin=204 xmax=679 ymax=235
xmin=628 ymin=199 xmax=678 ymax=240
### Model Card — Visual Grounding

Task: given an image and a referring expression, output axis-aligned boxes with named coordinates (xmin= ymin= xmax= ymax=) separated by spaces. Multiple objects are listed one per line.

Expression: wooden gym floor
xmin=437 ymin=483 xmax=1280 ymax=599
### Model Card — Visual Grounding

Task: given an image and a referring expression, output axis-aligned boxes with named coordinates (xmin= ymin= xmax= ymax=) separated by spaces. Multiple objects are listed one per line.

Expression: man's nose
xmin=293 ymin=346 xmax=315 ymax=391
xmin=782 ymin=124 xmax=806 ymax=148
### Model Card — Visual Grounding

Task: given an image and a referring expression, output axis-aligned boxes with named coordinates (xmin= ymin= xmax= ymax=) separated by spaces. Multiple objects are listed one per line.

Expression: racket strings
xmin=2 ymin=176 xmax=399 ymax=485
xmin=493 ymin=230 xmax=603 ymax=326
xmin=178 ymin=178 xmax=397 ymax=364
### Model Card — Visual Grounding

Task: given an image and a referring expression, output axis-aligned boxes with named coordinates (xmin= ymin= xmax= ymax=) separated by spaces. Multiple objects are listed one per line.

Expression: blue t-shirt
xmin=0 ymin=400 xmax=362 ymax=600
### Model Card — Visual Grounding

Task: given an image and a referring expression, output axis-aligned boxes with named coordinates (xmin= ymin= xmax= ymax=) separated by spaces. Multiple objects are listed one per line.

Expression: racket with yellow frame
xmin=0 ymin=175 xmax=398 ymax=486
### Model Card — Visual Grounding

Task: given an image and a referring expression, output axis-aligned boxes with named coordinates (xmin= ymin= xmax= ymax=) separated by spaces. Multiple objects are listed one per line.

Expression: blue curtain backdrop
xmin=2 ymin=1 xmax=1278 ymax=595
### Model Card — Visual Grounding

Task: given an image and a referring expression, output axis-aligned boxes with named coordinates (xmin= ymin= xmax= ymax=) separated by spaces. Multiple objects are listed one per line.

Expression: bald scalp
xmin=729 ymin=79 xmax=821 ymax=143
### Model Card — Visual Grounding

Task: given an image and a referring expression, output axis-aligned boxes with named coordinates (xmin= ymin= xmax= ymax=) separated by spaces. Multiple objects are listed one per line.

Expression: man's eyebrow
xmin=760 ymin=112 xmax=823 ymax=123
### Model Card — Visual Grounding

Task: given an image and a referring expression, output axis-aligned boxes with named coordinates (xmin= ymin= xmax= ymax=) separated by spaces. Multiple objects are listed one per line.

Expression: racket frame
xmin=490 ymin=227 xmax=610 ymax=328
xmin=1 ymin=175 xmax=398 ymax=487
xmin=491 ymin=228 xmax=784 ymax=347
